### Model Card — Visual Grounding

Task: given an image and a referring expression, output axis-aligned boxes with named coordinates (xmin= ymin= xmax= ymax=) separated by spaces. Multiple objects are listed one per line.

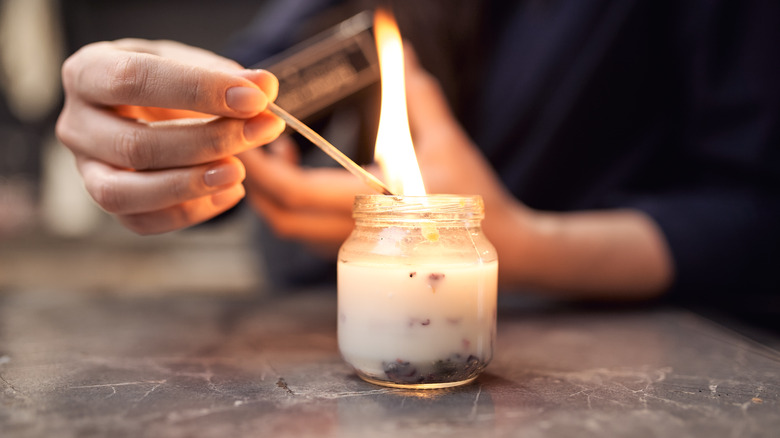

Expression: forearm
xmin=489 ymin=204 xmax=674 ymax=300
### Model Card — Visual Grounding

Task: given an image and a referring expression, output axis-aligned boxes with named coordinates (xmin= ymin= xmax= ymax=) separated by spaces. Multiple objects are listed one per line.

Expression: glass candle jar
xmin=337 ymin=194 xmax=498 ymax=389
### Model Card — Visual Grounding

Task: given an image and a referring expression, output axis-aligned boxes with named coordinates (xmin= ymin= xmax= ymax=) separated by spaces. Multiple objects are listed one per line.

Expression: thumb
xmin=403 ymin=45 xmax=461 ymax=146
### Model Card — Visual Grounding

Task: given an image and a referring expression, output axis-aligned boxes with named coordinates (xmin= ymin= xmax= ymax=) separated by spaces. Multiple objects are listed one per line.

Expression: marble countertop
xmin=1 ymin=289 xmax=778 ymax=437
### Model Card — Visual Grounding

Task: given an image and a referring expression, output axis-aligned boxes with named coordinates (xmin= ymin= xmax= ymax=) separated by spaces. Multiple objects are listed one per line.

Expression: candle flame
xmin=373 ymin=8 xmax=426 ymax=196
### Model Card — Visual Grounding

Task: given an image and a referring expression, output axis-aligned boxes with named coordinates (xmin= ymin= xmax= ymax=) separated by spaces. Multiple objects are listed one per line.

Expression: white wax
xmin=337 ymin=260 xmax=498 ymax=378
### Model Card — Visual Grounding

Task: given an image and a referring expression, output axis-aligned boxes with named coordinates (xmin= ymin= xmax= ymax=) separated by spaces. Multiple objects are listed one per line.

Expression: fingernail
xmin=244 ymin=115 xmax=284 ymax=143
xmin=204 ymin=162 xmax=243 ymax=187
xmin=226 ymin=87 xmax=267 ymax=113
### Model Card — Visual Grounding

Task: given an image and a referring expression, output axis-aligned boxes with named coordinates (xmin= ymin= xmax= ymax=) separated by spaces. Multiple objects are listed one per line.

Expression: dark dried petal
xmin=427 ymin=273 xmax=446 ymax=293
xmin=383 ymin=359 xmax=418 ymax=383
xmin=408 ymin=317 xmax=432 ymax=327
xmin=428 ymin=273 xmax=445 ymax=282
xmin=381 ymin=354 xmax=486 ymax=385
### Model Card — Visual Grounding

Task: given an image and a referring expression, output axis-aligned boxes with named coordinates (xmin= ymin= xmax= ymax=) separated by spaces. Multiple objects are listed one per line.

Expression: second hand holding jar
xmin=337 ymin=194 xmax=498 ymax=389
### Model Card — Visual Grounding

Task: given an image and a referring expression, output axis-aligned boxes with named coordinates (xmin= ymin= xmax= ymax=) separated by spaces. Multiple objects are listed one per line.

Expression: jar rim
xmin=352 ymin=194 xmax=484 ymax=220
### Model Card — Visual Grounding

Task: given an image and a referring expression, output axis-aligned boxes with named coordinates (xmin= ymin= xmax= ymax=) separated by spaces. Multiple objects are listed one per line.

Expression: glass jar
xmin=337 ymin=194 xmax=498 ymax=389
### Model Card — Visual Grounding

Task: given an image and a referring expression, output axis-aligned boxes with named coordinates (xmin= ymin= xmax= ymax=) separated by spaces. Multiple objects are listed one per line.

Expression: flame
xmin=373 ymin=9 xmax=426 ymax=196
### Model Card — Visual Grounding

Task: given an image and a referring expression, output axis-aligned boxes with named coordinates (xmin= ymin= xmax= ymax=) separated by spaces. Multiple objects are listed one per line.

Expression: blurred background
xmin=0 ymin=0 xmax=270 ymax=295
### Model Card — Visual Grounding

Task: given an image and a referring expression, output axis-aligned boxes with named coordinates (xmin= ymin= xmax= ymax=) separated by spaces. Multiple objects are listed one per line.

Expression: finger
xmin=62 ymin=42 xmax=270 ymax=118
xmin=112 ymin=69 xmax=279 ymax=122
xmin=57 ymin=99 xmax=285 ymax=170
xmin=117 ymin=183 xmax=246 ymax=235
xmin=76 ymin=155 xmax=245 ymax=215
xmin=403 ymin=45 xmax=462 ymax=143
xmin=239 ymin=147 xmax=361 ymax=213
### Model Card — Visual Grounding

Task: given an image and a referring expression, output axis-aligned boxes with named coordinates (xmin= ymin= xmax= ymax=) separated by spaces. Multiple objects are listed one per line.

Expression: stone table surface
xmin=1 ymin=289 xmax=778 ymax=438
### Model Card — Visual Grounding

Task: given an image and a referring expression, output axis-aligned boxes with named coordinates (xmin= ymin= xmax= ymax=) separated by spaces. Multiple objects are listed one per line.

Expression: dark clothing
xmin=463 ymin=0 xmax=780 ymax=310
xmin=229 ymin=0 xmax=780 ymax=311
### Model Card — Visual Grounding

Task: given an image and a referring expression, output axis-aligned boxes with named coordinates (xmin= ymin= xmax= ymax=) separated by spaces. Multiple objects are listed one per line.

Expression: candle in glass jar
xmin=337 ymin=195 xmax=498 ymax=389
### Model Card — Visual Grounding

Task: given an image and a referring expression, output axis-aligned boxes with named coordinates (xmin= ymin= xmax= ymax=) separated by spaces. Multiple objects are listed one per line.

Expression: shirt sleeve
xmin=627 ymin=0 xmax=780 ymax=308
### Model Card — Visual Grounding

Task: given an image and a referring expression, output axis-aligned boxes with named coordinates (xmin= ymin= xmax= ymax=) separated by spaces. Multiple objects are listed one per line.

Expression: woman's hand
xmin=56 ymin=39 xmax=285 ymax=234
